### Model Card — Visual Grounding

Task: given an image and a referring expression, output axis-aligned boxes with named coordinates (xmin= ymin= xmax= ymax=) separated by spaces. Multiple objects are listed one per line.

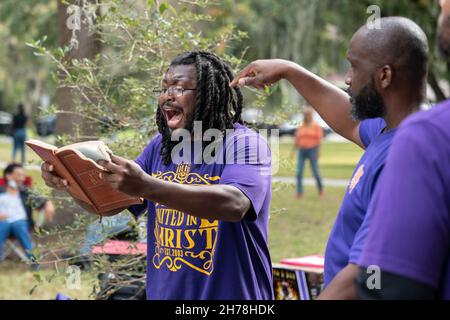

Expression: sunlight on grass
xmin=275 ymin=141 xmax=363 ymax=179
xmin=0 ymin=262 xmax=96 ymax=300
xmin=269 ymin=183 xmax=345 ymax=262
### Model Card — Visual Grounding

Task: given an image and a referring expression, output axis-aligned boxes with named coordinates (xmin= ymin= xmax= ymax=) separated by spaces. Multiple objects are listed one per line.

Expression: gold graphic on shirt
xmin=153 ymin=163 xmax=220 ymax=185
xmin=348 ymin=164 xmax=364 ymax=194
xmin=151 ymin=164 xmax=221 ymax=276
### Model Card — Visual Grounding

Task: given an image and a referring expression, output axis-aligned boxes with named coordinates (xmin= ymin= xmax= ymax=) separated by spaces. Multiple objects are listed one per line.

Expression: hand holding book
xmin=97 ymin=154 xmax=148 ymax=199
xmin=27 ymin=139 xmax=143 ymax=215
xmin=41 ymin=162 xmax=70 ymax=191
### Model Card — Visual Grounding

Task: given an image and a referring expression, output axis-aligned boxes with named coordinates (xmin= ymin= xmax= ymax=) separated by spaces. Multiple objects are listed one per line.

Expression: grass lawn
xmin=0 ymin=262 xmax=96 ymax=300
xmin=0 ymin=142 xmax=41 ymax=164
xmin=269 ymin=183 xmax=344 ymax=262
xmin=274 ymin=140 xmax=363 ymax=180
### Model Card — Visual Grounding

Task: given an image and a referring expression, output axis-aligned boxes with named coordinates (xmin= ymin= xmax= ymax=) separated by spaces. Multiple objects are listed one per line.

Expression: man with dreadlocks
xmin=41 ymin=51 xmax=274 ymax=300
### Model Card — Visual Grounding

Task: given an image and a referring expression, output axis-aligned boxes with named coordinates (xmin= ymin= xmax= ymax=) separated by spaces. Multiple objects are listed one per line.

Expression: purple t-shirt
xmin=324 ymin=118 xmax=396 ymax=286
xmin=130 ymin=123 xmax=273 ymax=300
xmin=359 ymin=101 xmax=450 ymax=299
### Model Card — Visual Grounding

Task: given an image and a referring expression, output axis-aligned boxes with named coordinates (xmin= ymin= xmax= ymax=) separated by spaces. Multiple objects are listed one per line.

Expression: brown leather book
xmin=25 ymin=139 xmax=143 ymax=215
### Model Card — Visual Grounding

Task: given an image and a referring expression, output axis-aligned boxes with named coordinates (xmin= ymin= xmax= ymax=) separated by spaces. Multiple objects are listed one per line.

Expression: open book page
xmin=57 ymin=140 xmax=112 ymax=163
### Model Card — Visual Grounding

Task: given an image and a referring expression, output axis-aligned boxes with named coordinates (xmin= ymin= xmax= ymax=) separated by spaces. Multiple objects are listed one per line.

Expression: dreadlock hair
xmin=156 ymin=51 xmax=244 ymax=166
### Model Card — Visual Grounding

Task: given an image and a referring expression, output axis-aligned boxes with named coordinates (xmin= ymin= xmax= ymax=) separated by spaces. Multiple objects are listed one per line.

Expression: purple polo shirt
xmin=324 ymin=118 xmax=395 ymax=286
xmin=359 ymin=101 xmax=450 ymax=299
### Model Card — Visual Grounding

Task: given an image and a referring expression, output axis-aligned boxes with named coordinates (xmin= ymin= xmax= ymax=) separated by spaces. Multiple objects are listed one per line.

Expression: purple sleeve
xmin=348 ymin=167 xmax=385 ymax=264
xmin=134 ymin=135 xmax=160 ymax=172
xmin=348 ymin=196 xmax=376 ymax=265
xmin=359 ymin=118 xmax=386 ymax=148
xmin=358 ymin=122 xmax=450 ymax=288
xmin=219 ymin=134 xmax=271 ymax=221
xmin=348 ymin=118 xmax=389 ymax=260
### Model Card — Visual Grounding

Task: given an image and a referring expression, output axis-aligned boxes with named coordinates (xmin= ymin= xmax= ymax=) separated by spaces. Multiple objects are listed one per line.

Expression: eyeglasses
xmin=152 ymin=86 xmax=196 ymax=97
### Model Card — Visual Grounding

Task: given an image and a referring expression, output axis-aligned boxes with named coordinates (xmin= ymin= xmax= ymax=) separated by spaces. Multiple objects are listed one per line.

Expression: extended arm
xmin=317 ymin=264 xmax=359 ymax=300
xmin=99 ymin=157 xmax=251 ymax=222
xmin=230 ymin=59 xmax=363 ymax=148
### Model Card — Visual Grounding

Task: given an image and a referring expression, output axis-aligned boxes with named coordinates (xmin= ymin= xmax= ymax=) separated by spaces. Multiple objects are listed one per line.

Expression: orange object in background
xmin=295 ymin=123 xmax=323 ymax=149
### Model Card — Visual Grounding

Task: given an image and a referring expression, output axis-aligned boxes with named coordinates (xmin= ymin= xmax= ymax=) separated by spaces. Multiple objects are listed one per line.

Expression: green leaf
xmin=159 ymin=3 xmax=168 ymax=15
xmin=29 ymin=285 xmax=38 ymax=296
xmin=33 ymin=273 xmax=42 ymax=283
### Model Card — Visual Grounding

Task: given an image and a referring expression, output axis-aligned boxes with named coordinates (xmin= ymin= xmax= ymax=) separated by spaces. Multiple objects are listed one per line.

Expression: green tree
xmin=323 ymin=0 xmax=446 ymax=102
xmin=0 ymin=0 xmax=58 ymax=113
xmin=212 ymin=0 xmax=447 ymax=111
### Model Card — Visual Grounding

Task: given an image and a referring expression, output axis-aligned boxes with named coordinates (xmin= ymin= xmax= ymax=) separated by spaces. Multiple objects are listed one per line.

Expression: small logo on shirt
xmin=349 ymin=164 xmax=365 ymax=194
xmin=175 ymin=163 xmax=191 ymax=183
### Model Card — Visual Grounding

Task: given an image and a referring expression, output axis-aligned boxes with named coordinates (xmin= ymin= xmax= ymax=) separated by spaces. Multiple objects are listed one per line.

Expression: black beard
xmin=350 ymin=78 xmax=386 ymax=121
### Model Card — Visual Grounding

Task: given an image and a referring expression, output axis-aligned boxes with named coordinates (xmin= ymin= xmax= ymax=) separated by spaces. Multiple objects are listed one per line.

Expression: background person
xmin=0 ymin=163 xmax=54 ymax=263
xmin=11 ymin=104 xmax=29 ymax=164
xmin=292 ymin=106 xmax=324 ymax=198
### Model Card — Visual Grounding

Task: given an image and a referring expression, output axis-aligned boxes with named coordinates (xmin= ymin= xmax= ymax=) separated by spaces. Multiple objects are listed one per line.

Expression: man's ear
xmin=378 ymin=65 xmax=393 ymax=89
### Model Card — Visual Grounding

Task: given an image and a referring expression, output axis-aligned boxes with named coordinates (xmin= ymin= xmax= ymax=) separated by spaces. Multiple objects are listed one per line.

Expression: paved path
xmin=0 ymin=160 xmax=349 ymax=188
xmin=0 ymin=161 xmax=40 ymax=170
xmin=273 ymin=176 xmax=349 ymax=187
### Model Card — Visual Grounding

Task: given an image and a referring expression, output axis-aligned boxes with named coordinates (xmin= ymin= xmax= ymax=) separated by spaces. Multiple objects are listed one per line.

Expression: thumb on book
xmin=97 ymin=159 xmax=121 ymax=173
xmin=110 ymin=154 xmax=128 ymax=166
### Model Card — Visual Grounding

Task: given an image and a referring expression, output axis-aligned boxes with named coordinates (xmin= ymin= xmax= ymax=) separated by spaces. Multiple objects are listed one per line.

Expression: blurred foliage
xmin=28 ymin=0 xmax=247 ymax=159
xmin=0 ymin=0 xmax=58 ymax=113
xmin=209 ymin=0 xmax=447 ymax=111
xmin=1 ymin=0 xmax=448 ymax=118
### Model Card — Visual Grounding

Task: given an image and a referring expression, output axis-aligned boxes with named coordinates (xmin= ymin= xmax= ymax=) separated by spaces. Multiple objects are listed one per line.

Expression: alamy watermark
xmin=168 ymin=121 xmax=280 ymax=176
xmin=66 ymin=265 xmax=81 ymax=290
xmin=367 ymin=5 xmax=382 ymax=30
xmin=365 ymin=265 xmax=381 ymax=290
xmin=66 ymin=0 xmax=97 ymax=50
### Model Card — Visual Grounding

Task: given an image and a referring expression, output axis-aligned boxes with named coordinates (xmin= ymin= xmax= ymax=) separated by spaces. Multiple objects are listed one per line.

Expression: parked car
xmin=241 ymin=108 xmax=278 ymax=136
xmin=278 ymin=112 xmax=332 ymax=137
xmin=0 ymin=111 xmax=12 ymax=135
xmin=278 ymin=114 xmax=303 ymax=136
xmin=35 ymin=114 xmax=57 ymax=137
